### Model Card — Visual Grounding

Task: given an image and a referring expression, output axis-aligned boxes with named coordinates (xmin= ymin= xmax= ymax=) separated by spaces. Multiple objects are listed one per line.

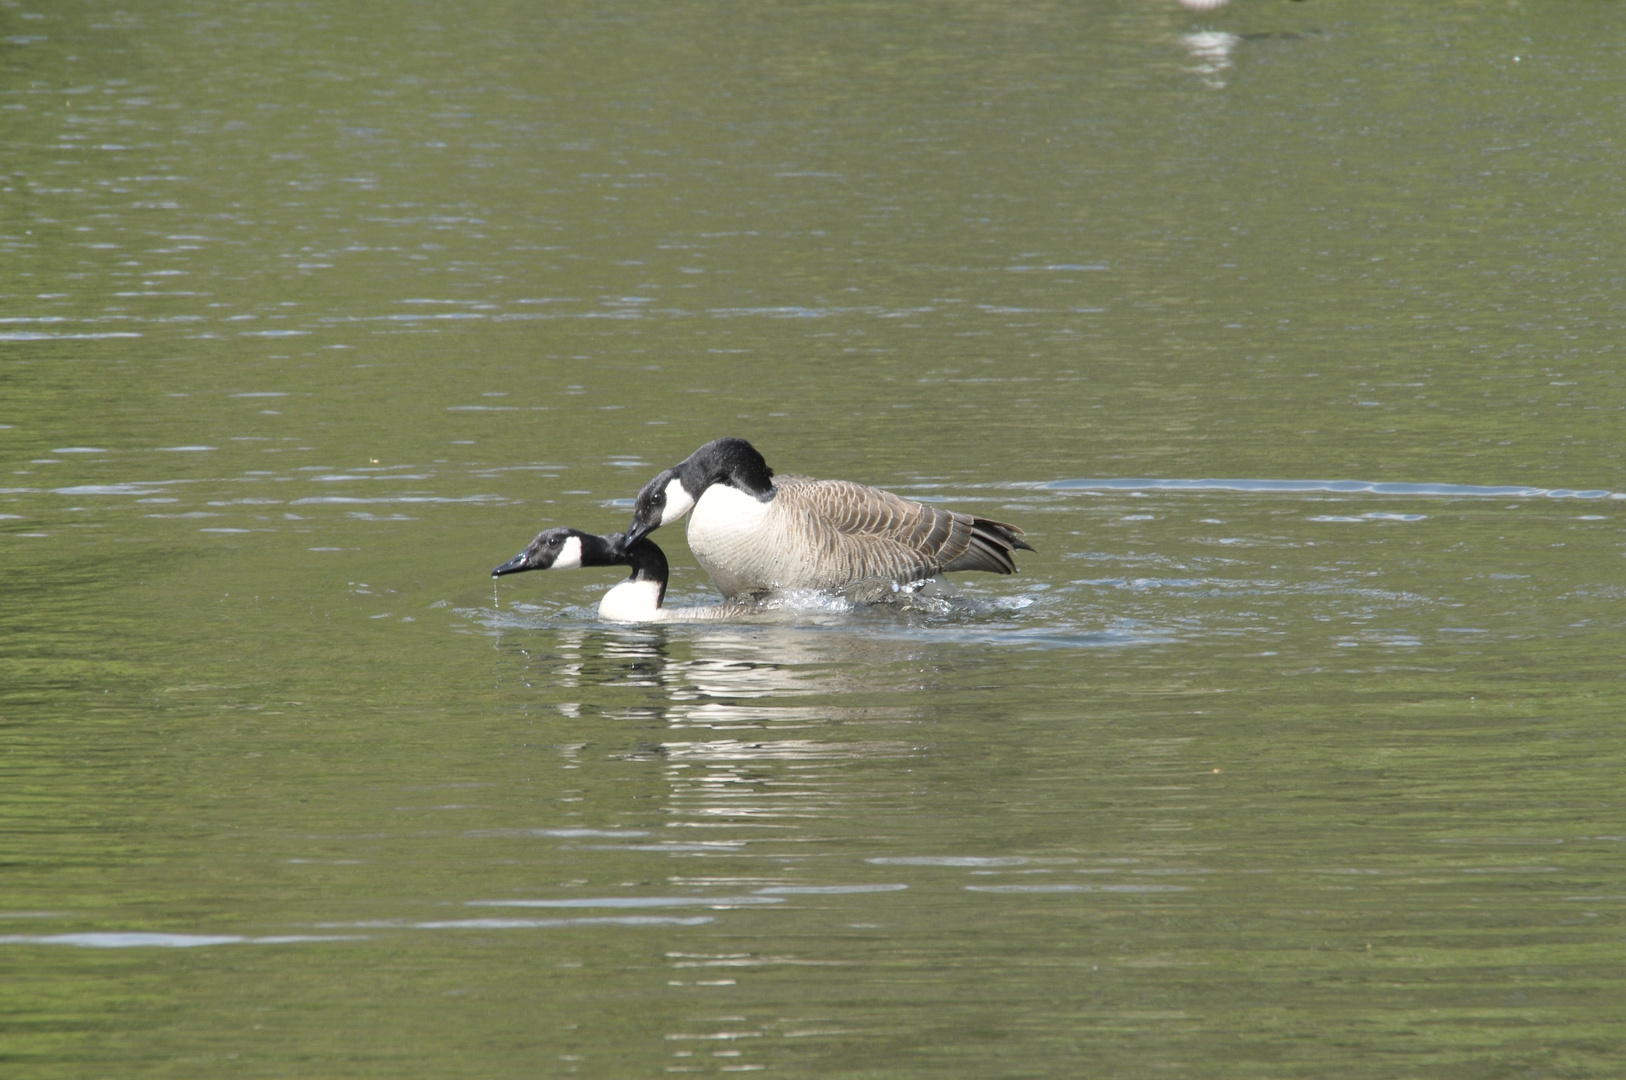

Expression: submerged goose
xmin=626 ymin=437 xmax=1033 ymax=599
xmin=491 ymin=527 xmax=745 ymax=623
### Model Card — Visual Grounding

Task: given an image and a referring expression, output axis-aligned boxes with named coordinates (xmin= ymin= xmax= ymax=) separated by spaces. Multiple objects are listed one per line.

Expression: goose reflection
xmin=1182 ymin=30 xmax=1240 ymax=89
xmin=502 ymin=625 xmax=923 ymax=836
xmin=660 ymin=628 xmax=841 ymax=701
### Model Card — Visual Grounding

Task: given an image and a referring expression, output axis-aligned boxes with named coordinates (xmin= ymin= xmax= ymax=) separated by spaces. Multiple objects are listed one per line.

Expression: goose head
xmin=626 ymin=437 xmax=774 ymax=545
xmin=491 ymin=526 xmax=613 ymax=577
xmin=492 ymin=527 xmax=671 ymax=622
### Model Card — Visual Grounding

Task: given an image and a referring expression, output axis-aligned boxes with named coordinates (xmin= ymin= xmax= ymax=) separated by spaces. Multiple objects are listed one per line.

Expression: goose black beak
xmin=491 ymin=552 xmax=531 ymax=578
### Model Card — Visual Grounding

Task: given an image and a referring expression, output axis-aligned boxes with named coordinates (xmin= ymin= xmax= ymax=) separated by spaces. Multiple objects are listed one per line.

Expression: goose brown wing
xmin=779 ymin=477 xmax=1030 ymax=581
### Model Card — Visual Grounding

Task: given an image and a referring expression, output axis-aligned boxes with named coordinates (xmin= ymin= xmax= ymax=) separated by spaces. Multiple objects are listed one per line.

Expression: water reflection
xmin=1182 ymin=30 xmax=1240 ymax=89
xmin=0 ymin=933 xmax=363 ymax=949
xmin=498 ymin=626 xmax=924 ymax=840
xmin=660 ymin=629 xmax=843 ymax=701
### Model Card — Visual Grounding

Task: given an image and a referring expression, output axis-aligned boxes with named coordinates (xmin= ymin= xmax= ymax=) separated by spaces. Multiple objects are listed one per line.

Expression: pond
xmin=3 ymin=2 xmax=1623 ymax=1076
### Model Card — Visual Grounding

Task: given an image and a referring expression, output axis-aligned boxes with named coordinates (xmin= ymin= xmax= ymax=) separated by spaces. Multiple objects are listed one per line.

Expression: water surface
xmin=3 ymin=2 xmax=1624 ymax=1076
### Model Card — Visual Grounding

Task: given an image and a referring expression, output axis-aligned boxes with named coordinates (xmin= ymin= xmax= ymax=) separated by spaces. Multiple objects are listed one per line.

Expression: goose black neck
xmin=618 ymin=534 xmax=670 ymax=607
xmin=573 ymin=531 xmax=624 ymax=568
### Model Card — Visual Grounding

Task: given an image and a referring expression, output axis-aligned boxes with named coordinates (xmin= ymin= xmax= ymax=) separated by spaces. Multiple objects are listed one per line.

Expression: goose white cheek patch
xmin=660 ymin=478 xmax=696 ymax=525
xmin=552 ymin=535 xmax=583 ymax=570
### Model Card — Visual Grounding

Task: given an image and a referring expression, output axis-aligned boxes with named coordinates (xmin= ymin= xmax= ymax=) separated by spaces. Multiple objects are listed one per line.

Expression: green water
xmin=3 ymin=2 xmax=1623 ymax=1076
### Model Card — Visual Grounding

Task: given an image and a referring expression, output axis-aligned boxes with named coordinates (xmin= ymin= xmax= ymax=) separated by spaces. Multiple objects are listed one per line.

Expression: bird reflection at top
xmin=1183 ymin=31 xmax=1240 ymax=89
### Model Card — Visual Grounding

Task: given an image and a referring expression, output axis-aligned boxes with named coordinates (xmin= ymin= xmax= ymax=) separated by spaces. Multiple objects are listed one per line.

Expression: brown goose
xmin=625 ymin=438 xmax=1033 ymax=599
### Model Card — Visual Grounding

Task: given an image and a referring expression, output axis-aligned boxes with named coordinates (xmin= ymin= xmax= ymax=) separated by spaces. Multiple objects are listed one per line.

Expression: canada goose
xmin=625 ymin=438 xmax=1033 ymax=599
xmin=491 ymin=527 xmax=746 ymax=623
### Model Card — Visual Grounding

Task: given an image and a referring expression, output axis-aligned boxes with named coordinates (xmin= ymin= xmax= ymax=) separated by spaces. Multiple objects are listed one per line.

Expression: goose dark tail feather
xmin=941 ymin=516 xmax=1034 ymax=575
xmin=978 ymin=517 xmax=1034 ymax=553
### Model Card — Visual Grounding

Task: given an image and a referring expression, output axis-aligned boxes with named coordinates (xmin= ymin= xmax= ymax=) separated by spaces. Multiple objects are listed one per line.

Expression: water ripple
xmin=1040 ymin=477 xmax=1618 ymax=499
xmin=0 ymin=932 xmax=361 ymax=948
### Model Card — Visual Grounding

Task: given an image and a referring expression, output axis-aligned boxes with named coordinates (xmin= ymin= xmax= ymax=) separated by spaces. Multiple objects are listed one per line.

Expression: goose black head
xmin=492 ymin=528 xmax=672 ymax=620
xmin=492 ymin=527 xmax=618 ymax=577
xmin=626 ymin=437 xmax=773 ymax=546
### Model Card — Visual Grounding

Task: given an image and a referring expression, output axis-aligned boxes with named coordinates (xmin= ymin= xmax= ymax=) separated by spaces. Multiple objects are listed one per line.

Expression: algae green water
xmin=3 ymin=2 xmax=1623 ymax=1076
